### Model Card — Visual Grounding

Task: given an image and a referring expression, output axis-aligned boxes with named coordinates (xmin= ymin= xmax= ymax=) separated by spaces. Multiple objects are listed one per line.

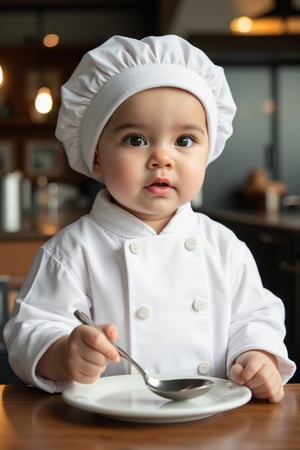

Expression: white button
xmin=192 ymin=298 xmax=206 ymax=312
xmin=184 ymin=238 xmax=198 ymax=251
xmin=129 ymin=240 xmax=141 ymax=255
xmin=136 ymin=306 xmax=151 ymax=320
xmin=197 ymin=362 xmax=211 ymax=375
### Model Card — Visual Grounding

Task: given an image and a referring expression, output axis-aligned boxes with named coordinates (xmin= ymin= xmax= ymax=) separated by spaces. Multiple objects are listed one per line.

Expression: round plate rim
xmin=62 ymin=374 xmax=252 ymax=423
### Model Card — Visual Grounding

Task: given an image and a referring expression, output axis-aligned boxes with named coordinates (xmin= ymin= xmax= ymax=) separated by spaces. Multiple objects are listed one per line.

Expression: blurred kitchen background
xmin=0 ymin=0 xmax=300 ymax=381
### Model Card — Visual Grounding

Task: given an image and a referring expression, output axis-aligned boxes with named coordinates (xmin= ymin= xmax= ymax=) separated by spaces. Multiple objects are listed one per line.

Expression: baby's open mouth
xmin=146 ymin=178 xmax=172 ymax=188
xmin=145 ymin=179 xmax=174 ymax=194
xmin=151 ymin=182 xmax=170 ymax=187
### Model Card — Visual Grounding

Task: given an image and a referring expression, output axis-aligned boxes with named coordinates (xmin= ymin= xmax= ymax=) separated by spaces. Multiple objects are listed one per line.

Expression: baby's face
xmin=94 ymin=87 xmax=209 ymax=232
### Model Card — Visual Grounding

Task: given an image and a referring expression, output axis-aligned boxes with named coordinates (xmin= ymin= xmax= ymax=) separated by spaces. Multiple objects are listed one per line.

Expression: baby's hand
xmin=230 ymin=350 xmax=284 ymax=403
xmin=64 ymin=324 xmax=120 ymax=384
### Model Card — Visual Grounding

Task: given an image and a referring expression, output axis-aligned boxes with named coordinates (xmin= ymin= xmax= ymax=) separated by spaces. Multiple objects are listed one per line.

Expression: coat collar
xmin=90 ymin=189 xmax=197 ymax=238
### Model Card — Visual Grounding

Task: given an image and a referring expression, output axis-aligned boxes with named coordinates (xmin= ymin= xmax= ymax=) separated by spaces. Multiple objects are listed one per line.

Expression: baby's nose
xmin=147 ymin=147 xmax=175 ymax=169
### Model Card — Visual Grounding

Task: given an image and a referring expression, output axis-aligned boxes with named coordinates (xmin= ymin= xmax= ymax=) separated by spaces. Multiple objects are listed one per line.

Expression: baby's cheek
xmin=186 ymin=167 xmax=206 ymax=194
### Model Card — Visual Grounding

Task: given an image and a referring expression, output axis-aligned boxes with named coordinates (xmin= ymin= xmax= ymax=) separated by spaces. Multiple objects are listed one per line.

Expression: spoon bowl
xmin=74 ymin=310 xmax=213 ymax=401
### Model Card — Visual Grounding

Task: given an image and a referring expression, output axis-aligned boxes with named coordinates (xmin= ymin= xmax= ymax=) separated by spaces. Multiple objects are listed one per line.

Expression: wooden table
xmin=0 ymin=384 xmax=299 ymax=450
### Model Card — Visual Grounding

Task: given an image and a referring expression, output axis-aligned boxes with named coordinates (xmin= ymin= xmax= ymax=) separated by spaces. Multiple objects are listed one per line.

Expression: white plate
xmin=62 ymin=374 xmax=252 ymax=423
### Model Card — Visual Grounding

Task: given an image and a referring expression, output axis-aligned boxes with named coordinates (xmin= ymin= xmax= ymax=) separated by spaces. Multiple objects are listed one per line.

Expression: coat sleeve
xmin=3 ymin=245 xmax=92 ymax=393
xmin=226 ymin=241 xmax=296 ymax=383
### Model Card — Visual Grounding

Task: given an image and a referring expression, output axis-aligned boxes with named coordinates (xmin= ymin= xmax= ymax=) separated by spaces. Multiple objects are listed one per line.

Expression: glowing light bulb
xmin=0 ymin=65 xmax=4 ymax=86
xmin=43 ymin=33 xmax=60 ymax=48
xmin=34 ymin=87 xmax=53 ymax=114
xmin=230 ymin=14 xmax=300 ymax=35
xmin=230 ymin=16 xmax=253 ymax=34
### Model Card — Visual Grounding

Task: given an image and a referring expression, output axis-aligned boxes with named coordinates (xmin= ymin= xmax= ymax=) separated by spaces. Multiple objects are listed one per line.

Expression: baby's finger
xmin=268 ymin=384 xmax=284 ymax=403
xmin=248 ymin=379 xmax=284 ymax=403
xmin=230 ymin=363 xmax=245 ymax=385
xmin=80 ymin=325 xmax=120 ymax=362
xmin=243 ymin=359 xmax=281 ymax=390
xmin=101 ymin=323 xmax=119 ymax=341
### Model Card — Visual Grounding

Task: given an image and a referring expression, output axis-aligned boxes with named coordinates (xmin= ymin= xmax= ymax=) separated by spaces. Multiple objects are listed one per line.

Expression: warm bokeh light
xmin=285 ymin=17 xmax=300 ymax=33
xmin=231 ymin=16 xmax=300 ymax=35
xmin=230 ymin=16 xmax=253 ymax=34
xmin=34 ymin=87 xmax=53 ymax=114
xmin=43 ymin=33 xmax=60 ymax=48
xmin=0 ymin=65 xmax=4 ymax=86
xmin=263 ymin=99 xmax=276 ymax=114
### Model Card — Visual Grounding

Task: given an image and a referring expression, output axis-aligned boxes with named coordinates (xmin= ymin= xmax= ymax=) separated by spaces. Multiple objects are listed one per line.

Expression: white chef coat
xmin=3 ymin=189 xmax=296 ymax=392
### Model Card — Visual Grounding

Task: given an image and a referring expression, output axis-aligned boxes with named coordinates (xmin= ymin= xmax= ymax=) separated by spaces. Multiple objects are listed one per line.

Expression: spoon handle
xmin=74 ymin=310 xmax=148 ymax=379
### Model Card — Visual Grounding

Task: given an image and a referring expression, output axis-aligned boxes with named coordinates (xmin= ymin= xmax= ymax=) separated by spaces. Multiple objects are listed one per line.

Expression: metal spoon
xmin=74 ymin=310 xmax=213 ymax=401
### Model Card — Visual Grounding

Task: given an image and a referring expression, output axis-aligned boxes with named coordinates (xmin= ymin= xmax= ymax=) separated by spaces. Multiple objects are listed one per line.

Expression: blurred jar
xmin=0 ymin=171 xmax=22 ymax=232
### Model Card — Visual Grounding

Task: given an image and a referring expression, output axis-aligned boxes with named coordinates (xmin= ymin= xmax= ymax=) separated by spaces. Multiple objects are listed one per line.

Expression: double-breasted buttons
xmin=197 ymin=361 xmax=211 ymax=375
xmin=184 ymin=237 xmax=198 ymax=251
xmin=192 ymin=298 xmax=207 ymax=312
xmin=136 ymin=306 xmax=152 ymax=320
xmin=129 ymin=240 xmax=141 ymax=255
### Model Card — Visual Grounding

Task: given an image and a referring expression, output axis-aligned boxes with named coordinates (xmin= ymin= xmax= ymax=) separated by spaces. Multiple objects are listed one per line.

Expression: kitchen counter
xmin=0 ymin=209 xmax=87 ymax=276
xmin=200 ymin=207 xmax=300 ymax=235
xmin=1 ymin=207 xmax=300 ymax=241
xmin=0 ymin=208 xmax=87 ymax=241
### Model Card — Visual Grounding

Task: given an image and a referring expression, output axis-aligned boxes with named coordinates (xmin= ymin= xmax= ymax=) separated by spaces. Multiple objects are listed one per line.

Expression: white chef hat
xmin=55 ymin=34 xmax=236 ymax=179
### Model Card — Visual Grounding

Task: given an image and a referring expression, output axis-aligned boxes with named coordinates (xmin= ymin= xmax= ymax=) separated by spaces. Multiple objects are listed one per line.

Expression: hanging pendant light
xmin=34 ymin=86 xmax=53 ymax=114
xmin=33 ymin=10 xmax=54 ymax=115
xmin=230 ymin=0 xmax=300 ymax=35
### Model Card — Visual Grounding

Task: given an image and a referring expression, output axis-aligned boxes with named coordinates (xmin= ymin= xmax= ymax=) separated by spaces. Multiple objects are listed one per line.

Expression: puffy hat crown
xmin=55 ymin=35 xmax=236 ymax=178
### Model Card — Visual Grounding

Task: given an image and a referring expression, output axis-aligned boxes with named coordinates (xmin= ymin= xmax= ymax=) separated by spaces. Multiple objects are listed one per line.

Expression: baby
xmin=4 ymin=35 xmax=295 ymax=401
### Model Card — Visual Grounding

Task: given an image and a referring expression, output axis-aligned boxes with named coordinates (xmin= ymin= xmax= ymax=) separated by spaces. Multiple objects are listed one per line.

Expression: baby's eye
xmin=123 ymin=135 xmax=147 ymax=147
xmin=175 ymin=136 xmax=194 ymax=148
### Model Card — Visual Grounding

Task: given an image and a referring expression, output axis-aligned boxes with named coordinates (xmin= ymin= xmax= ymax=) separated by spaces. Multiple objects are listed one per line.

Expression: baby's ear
xmin=92 ymin=152 xmax=102 ymax=177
